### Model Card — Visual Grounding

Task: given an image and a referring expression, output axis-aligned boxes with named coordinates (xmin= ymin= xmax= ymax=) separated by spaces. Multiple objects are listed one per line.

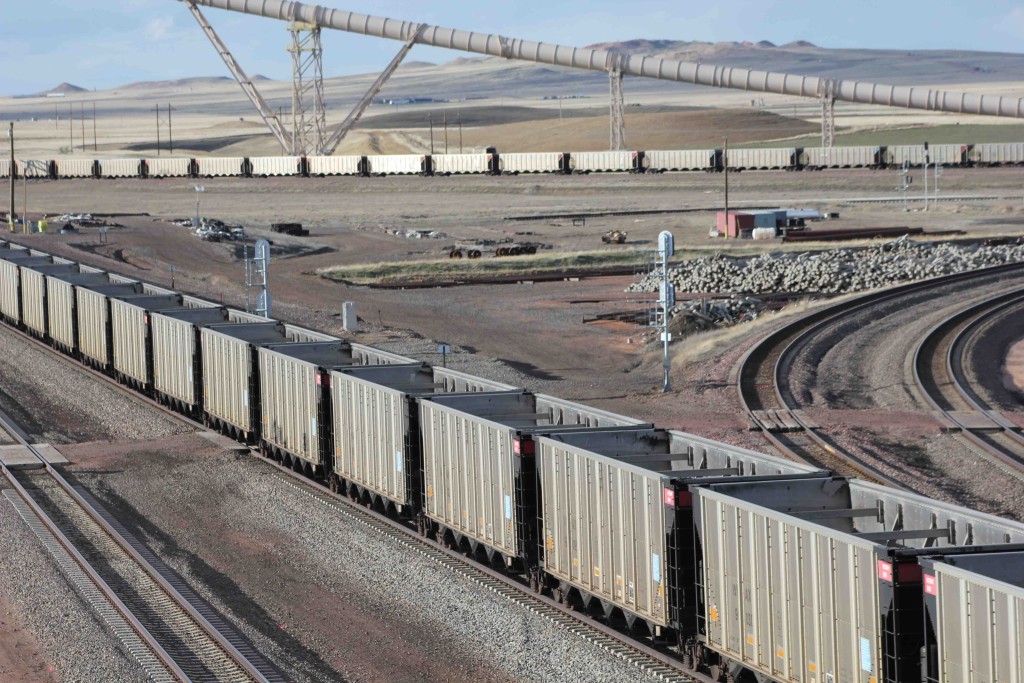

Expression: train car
xmin=76 ymin=283 xmax=144 ymax=371
xmin=920 ymin=551 xmax=1024 ymax=683
xmin=800 ymin=146 xmax=882 ymax=169
xmin=365 ymin=154 xmax=427 ymax=176
xmin=496 ymin=152 xmax=564 ymax=174
xmin=17 ymin=160 xmax=54 ymax=179
xmin=248 ymin=156 xmax=304 ymax=177
xmin=567 ymin=150 xmax=638 ymax=173
xmin=430 ymin=153 xmax=493 ymax=175
xmin=643 ymin=149 xmax=717 ymax=172
xmin=692 ymin=477 xmax=1024 ymax=683
xmin=257 ymin=340 xmax=411 ymax=474
xmin=330 ymin=363 xmax=515 ymax=520
xmin=971 ymin=142 xmax=1024 ymax=166
xmin=726 ymin=147 xmax=796 ymax=171
xmin=0 ymin=251 xmax=53 ymax=325
xmin=150 ymin=307 xmax=268 ymax=417
xmin=144 ymin=158 xmax=193 ymax=178
xmin=201 ymin=322 xmax=333 ymax=442
xmin=45 ymin=271 xmax=112 ymax=355
xmin=110 ymin=293 xmax=188 ymax=391
xmin=0 ymin=160 xmax=10 ymax=179
xmin=195 ymin=157 xmax=246 ymax=178
xmin=97 ymin=158 xmax=143 ymax=178
xmin=419 ymin=391 xmax=647 ymax=569
xmin=18 ymin=261 xmax=78 ymax=339
xmin=886 ymin=144 xmax=968 ymax=167
xmin=56 ymin=159 xmax=97 ymax=179
xmin=537 ymin=428 xmax=824 ymax=641
xmin=306 ymin=155 xmax=366 ymax=177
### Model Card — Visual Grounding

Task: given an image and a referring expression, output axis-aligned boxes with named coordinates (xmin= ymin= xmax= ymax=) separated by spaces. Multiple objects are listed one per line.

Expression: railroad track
xmin=0 ymin=410 xmax=282 ymax=683
xmin=911 ymin=289 xmax=1024 ymax=476
xmin=737 ymin=262 xmax=1024 ymax=486
xmin=0 ymin=317 xmax=700 ymax=683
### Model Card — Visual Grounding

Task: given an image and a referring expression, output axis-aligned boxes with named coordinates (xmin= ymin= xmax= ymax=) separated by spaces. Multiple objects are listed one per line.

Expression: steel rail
xmin=0 ymin=408 xmax=278 ymax=683
xmin=182 ymin=0 xmax=1024 ymax=119
xmin=736 ymin=261 xmax=1024 ymax=485
xmin=911 ymin=290 xmax=1024 ymax=475
xmin=0 ymin=295 xmax=702 ymax=682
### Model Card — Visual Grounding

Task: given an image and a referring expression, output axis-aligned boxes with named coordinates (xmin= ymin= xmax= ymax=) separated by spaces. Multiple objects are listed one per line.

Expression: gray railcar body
xmin=538 ymin=428 xmax=825 ymax=630
xmin=46 ymin=273 xmax=112 ymax=352
xmin=331 ymin=364 xmax=515 ymax=512
xmin=694 ymin=478 xmax=1024 ymax=683
xmin=19 ymin=263 xmax=78 ymax=337
xmin=419 ymin=392 xmax=647 ymax=566
xmin=110 ymin=295 xmax=184 ymax=387
xmin=0 ymin=254 xmax=51 ymax=323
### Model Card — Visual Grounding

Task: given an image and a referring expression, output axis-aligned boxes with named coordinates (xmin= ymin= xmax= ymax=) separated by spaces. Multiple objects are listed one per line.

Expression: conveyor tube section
xmin=183 ymin=0 xmax=1024 ymax=118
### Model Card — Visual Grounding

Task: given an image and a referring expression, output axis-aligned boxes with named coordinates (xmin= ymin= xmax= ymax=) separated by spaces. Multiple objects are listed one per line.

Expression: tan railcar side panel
xmin=332 ymin=375 xmax=408 ymax=505
xmin=151 ymin=314 xmax=196 ymax=404
xmin=20 ymin=269 xmax=47 ymax=335
xmin=698 ymin=491 xmax=881 ymax=683
xmin=77 ymin=288 xmax=110 ymax=365
xmin=0 ymin=261 xmax=18 ymax=320
xmin=201 ymin=330 xmax=253 ymax=431
xmin=46 ymin=277 xmax=77 ymax=348
xmin=259 ymin=350 xmax=319 ymax=464
xmin=933 ymin=563 xmax=1024 ymax=683
xmin=421 ymin=403 xmax=518 ymax=557
xmin=539 ymin=442 xmax=670 ymax=626
xmin=110 ymin=300 xmax=148 ymax=383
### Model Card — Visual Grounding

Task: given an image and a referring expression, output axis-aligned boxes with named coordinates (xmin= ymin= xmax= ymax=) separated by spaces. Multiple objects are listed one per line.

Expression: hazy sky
xmin=3 ymin=0 xmax=1024 ymax=94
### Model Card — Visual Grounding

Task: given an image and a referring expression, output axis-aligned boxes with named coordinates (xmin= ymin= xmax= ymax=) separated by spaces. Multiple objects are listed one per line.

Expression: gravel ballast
xmin=73 ymin=439 xmax=662 ymax=683
xmin=0 ymin=488 xmax=150 ymax=683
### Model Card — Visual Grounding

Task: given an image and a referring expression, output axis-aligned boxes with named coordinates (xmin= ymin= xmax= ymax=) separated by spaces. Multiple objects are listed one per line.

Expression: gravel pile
xmin=0 ymin=491 xmax=150 ymax=683
xmin=81 ymin=449 xmax=661 ymax=683
xmin=628 ymin=238 xmax=1024 ymax=296
xmin=0 ymin=325 xmax=189 ymax=443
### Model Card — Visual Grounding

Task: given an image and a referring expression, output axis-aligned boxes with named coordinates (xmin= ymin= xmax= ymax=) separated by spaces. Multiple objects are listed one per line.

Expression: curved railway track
xmin=737 ymin=262 xmax=1024 ymax=487
xmin=0 ymin=409 xmax=282 ymax=683
xmin=0 ymin=313 xmax=701 ymax=683
xmin=911 ymin=289 xmax=1024 ymax=477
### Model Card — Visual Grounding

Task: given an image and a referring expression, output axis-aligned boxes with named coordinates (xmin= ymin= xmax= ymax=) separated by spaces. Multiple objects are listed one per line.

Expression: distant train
xmin=2 ymin=142 xmax=1023 ymax=181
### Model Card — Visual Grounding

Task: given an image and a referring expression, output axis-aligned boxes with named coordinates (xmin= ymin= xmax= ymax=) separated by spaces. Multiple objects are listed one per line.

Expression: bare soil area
xmin=0 ymin=593 xmax=56 ymax=683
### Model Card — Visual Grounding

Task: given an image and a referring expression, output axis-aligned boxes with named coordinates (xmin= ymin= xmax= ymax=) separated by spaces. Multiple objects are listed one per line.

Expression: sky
xmin=2 ymin=0 xmax=1024 ymax=95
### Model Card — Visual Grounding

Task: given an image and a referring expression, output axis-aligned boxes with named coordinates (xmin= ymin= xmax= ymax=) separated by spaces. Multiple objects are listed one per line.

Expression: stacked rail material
xmin=781 ymin=226 xmax=924 ymax=242
xmin=97 ymin=158 xmax=142 ymax=178
xmin=150 ymin=307 xmax=268 ymax=415
xmin=330 ymin=364 xmax=515 ymax=515
xmin=692 ymin=477 xmax=1024 ymax=683
xmin=568 ymin=150 xmax=637 ymax=173
xmin=726 ymin=148 xmax=795 ymax=170
xmin=920 ymin=552 xmax=1024 ymax=682
xmin=306 ymin=155 xmax=364 ymax=176
xmin=365 ymin=154 xmax=425 ymax=176
xmin=430 ymin=153 xmax=492 ymax=175
xmin=497 ymin=152 xmax=563 ymax=174
xmin=259 ymin=340 xmax=413 ymax=472
xmin=17 ymin=261 xmax=78 ymax=338
xmin=144 ymin=158 xmax=193 ymax=178
xmin=419 ymin=391 xmax=647 ymax=569
xmin=643 ymin=149 xmax=715 ymax=172
xmin=196 ymin=157 xmax=246 ymax=177
xmin=75 ymin=283 xmax=145 ymax=369
xmin=110 ymin=293 xmax=184 ymax=390
xmin=56 ymin=159 xmax=97 ymax=179
xmin=972 ymin=142 xmax=1024 ymax=165
xmin=800 ymin=145 xmax=880 ymax=169
xmin=537 ymin=428 xmax=823 ymax=633
xmin=248 ymin=156 xmax=303 ymax=177
xmin=45 ymin=271 xmax=112 ymax=353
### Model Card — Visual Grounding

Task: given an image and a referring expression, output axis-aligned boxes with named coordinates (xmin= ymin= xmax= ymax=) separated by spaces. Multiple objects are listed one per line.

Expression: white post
xmin=658 ymin=231 xmax=675 ymax=393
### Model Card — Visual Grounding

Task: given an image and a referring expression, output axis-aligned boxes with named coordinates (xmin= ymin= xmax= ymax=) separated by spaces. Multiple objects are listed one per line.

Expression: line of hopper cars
xmin=4 ymin=142 xmax=1024 ymax=181
xmin=0 ymin=239 xmax=1021 ymax=683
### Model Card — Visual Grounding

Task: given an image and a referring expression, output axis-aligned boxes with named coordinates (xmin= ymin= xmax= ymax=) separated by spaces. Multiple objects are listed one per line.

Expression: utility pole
xmin=458 ymin=111 xmax=463 ymax=154
xmin=658 ymin=230 xmax=675 ymax=393
xmin=167 ymin=104 xmax=175 ymax=155
xmin=92 ymin=102 xmax=97 ymax=152
xmin=723 ymin=137 xmax=730 ymax=238
xmin=80 ymin=103 xmax=85 ymax=151
xmin=7 ymin=123 xmax=14 ymax=233
xmin=428 ymin=113 xmax=434 ymax=154
xmin=68 ymin=104 xmax=73 ymax=153
xmin=154 ymin=105 xmax=161 ymax=155
xmin=443 ymin=111 xmax=448 ymax=154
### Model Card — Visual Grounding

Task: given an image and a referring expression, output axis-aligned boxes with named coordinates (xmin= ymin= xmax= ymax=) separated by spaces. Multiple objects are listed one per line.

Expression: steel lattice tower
xmin=288 ymin=22 xmax=327 ymax=156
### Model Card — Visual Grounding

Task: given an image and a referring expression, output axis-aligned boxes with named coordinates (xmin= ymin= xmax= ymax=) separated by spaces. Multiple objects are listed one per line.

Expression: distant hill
xmin=117 ymin=76 xmax=233 ymax=90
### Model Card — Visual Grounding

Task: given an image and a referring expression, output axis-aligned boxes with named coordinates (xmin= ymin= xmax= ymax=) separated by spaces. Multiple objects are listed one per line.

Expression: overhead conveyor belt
xmin=182 ymin=0 xmax=1024 ymax=119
